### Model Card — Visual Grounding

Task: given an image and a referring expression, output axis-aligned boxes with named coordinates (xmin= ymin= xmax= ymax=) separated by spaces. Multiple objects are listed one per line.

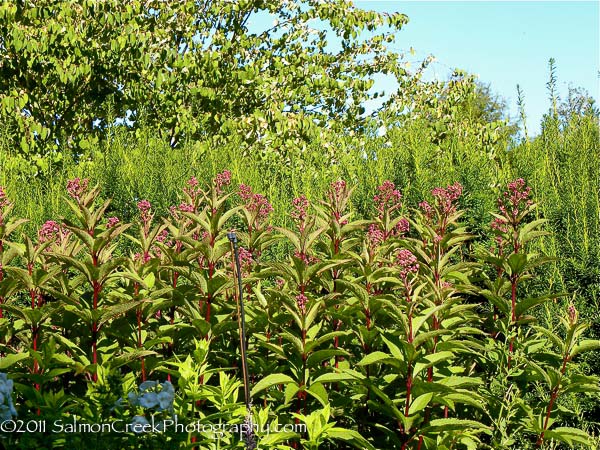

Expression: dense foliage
xmin=0 ymin=174 xmax=599 ymax=449
xmin=0 ymin=1 xmax=598 ymax=449
xmin=0 ymin=0 xmax=408 ymax=158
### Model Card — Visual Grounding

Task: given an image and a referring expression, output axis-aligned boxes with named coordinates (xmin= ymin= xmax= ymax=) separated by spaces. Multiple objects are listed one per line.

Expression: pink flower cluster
xmin=431 ymin=182 xmax=463 ymax=215
xmin=184 ymin=176 xmax=202 ymax=201
xmin=38 ymin=220 xmax=68 ymax=244
xmin=396 ymin=249 xmax=419 ymax=280
xmin=0 ymin=186 xmax=10 ymax=209
xmin=366 ymin=218 xmax=409 ymax=249
xmin=137 ymin=199 xmax=151 ymax=212
xmin=178 ymin=203 xmax=194 ymax=213
xmin=291 ymin=195 xmax=310 ymax=231
xmin=238 ymin=184 xmax=253 ymax=202
xmin=134 ymin=252 xmax=152 ymax=264
xmin=396 ymin=218 xmax=410 ymax=235
xmin=137 ymin=199 xmax=152 ymax=226
xmin=238 ymin=247 xmax=255 ymax=272
xmin=156 ymin=229 xmax=169 ymax=243
xmin=374 ymin=180 xmax=402 ymax=217
xmin=367 ymin=224 xmax=385 ymax=247
xmin=498 ymin=178 xmax=533 ymax=220
xmin=238 ymin=184 xmax=273 ymax=223
xmin=66 ymin=178 xmax=89 ymax=202
xmin=0 ymin=186 xmax=10 ymax=225
xmin=294 ymin=250 xmax=318 ymax=265
xmin=214 ymin=170 xmax=232 ymax=194
xmin=107 ymin=217 xmax=120 ymax=228
xmin=328 ymin=180 xmax=347 ymax=204
xmin=490 ymin=217 xmax=508 ymax=234
xmin=296 ymin=293 xmax=308 ymax=313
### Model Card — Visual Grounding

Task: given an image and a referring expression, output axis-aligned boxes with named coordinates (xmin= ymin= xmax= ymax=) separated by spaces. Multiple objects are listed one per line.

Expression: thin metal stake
xmin=227 ymin=231 xmax=251 ymax=410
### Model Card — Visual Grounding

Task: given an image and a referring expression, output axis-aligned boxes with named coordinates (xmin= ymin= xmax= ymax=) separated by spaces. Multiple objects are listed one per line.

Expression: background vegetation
xmin=0 ymin=1 xmax=598 ymax=449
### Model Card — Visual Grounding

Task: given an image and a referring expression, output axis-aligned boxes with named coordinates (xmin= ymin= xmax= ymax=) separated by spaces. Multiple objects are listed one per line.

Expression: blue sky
xmin=354 ymin=1 xmax=599 ymax=134
xmin=249 ymin=1 xmax=599 ymax=135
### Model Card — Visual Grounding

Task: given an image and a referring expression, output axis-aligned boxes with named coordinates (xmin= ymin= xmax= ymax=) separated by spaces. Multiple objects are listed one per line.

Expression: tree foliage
xmin=0 ymin=0 xmax=409 ymax=156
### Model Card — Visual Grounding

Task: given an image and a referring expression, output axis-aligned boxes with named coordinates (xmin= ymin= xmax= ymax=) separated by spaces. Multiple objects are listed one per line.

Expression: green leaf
xmin=0 ymin=352 xmax=30 ymax=370
xmin=327 ymin=428 xmax=375 ymax=450
xmin=543 ymin=427 xmax=590 ymax=446
xmin=251 ymin=373 xmax=295 ymax=397
xmin=425 ymin=418 xmax=490 ymax=432
xmin=570 ymin=340 xmax=600 ymax=358
xmin=408 ymin=392 xmax=433 ymax=415
xmin=516 ymin=293 xmax=560 ymax=317
xmin=259 ymin=432 xmax=300 ymax=446
xmin=357 ymin=351 xmax=395 ymax=366
xmin=306 ymin=382 xmax=329 ymax=407
xmin=306 ymin=349 xmax=348 ymax=368
xmin=414 ymin=351 xmax=454 ymax=377
xmin=507 ymin=253 xmax=528 ymax=275
xmin=108 ymin=350 xmax=157 ymax=370
xmin=313 ymin=371 xmax=363 ymax=384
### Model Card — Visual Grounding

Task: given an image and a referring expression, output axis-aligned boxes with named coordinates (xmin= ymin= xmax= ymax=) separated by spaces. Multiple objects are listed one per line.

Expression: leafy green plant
xmin=0 ymin=173 xmax=598 ymax=450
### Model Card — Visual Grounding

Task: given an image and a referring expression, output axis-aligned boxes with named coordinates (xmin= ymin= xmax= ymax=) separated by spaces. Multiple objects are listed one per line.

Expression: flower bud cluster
xmin=214 ymin=170 xmax=232 ymax=194
xmin=396 ymin=249 xmax=419 ymax=280
xmin=374 ymin=180 xmax=402 ymax=218
xmin=498 ymin=178 xmax=533 ymax=221
xmin=291 ymin=195 xmax=310 ymax=232
xmin=66 ymin=178 xmax=89 ymax=203
xmin=238 ymin=184 xmax=273 ymax=223
xmin=38 ymin=220 xmax=70 ymax=244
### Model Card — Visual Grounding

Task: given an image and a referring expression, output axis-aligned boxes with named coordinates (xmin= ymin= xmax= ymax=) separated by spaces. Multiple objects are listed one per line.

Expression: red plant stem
xmin=27 ymin=262 xmax=41 ymax=391
xmin=205 ymin=296 xmax=211 ymax=324
xmin=510 ymin=275 xmax=517 ymax=323
xmin=134 ymin=282 xmax=146 ymax=381
xmin=32 ymin=326 xmax=39 ymax=391
xmin=536 ymin=355 xmax=569 ymax=446
xmin=403 ymin=283 xmax=414 ymax=438
xmin=204 ymin=262 xmax=214 ymax=336
xmin=0 ymin=261 xmax=4 ymax=320
xmin=297 ymin=326 xmax=308 ymax=415
xmin=404 ymin=367 xmax=413 ymax=417
xmin=168 ymin=271 xmax=179 ymax=383
xmin=508 ymin=274 xmax=518 ymax=368
xmin=91 ymin=247 xmax=100 ymax=382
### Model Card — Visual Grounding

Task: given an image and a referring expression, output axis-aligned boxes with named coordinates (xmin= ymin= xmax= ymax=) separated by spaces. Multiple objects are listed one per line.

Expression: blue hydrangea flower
xmin=161 ymin=381 xmax=174 ymax=394
xmin=0 ymin=373 xmax=17 ymax=421
xmin=127 ymin=391 xmax=140 ymax=406
xmin=139 ymin=392 xmax=158 ymax=409
xmin=139 ymin=380 xmax=158 ymax=392
xmin=157 ymin=390 xmax=174 ymax=411
xmin=130 ymin=415 xmax=149 ymax=433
